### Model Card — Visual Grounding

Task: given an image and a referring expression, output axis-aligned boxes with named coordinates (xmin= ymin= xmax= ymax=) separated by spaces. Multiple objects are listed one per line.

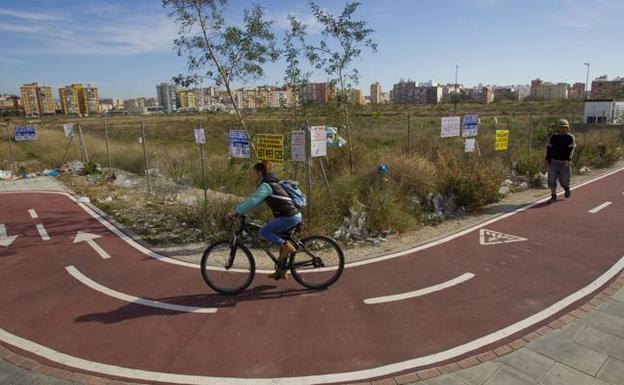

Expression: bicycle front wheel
xmin=201 ymin=240 xmax=255 ymax=295
xmin=289 ymin=236 xmax=344 ymax=290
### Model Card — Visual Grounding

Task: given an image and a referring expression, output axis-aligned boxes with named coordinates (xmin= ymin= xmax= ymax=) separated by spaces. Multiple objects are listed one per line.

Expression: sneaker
xmin=548 ymin=193 xmax=557 ymax=204
xmin=564 ymin=188 xmax=571 ymax=198
xmin=267 ymin=268 xmax=288 ymax=280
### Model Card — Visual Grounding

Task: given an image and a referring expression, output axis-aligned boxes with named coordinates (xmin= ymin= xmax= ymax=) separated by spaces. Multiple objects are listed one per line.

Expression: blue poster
xmin=228 ymin=130 xmax=250 ymax=158
xmin=14 ymin=126 xmax=37 ymax=141
xmin=462 ymin=115 xmax=479 ymax=137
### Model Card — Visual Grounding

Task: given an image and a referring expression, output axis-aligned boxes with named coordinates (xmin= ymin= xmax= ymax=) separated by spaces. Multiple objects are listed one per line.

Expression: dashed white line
xmin=65 ymin=266 xmax=217 ymax=314
xmin=588 ymin=201 xmax=612 ymax=214
xmin=36 ymin=223 xmax=50 ymax=241
xmin=363 ymin=273 xmax=476 ymax=305
xmin=28 ymin=209 xmax=38 ymax=219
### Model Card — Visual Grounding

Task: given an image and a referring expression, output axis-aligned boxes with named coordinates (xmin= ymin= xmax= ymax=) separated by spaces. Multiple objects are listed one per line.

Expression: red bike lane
xmin=0 ymin=168 xmax=623 ymax=384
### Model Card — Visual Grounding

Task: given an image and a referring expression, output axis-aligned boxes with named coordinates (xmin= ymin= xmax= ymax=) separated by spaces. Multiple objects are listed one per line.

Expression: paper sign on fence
xmin=63 ymin=123 xmax=74 ymax=138
xmin=495 ymin=130 xmax=510 ymax=151
xmin=310 ymin=126 xmax=327 ymax=157
xmin=465 ymin=138 xmax=476 ymax=153
xmin=228 ymin=130 xmax=250 ymax=158
xmin=257 ymin=134 xmax=284 ymax=163
xmin=462 ymin=115 xmax=479 ymax=137
xmin=441 ymin=117 xmax=461 ymax=138
xmin=291 ymin=131 xmax=306 ymax=162
xmin=194 ymin=128 xmax=205 ymax=144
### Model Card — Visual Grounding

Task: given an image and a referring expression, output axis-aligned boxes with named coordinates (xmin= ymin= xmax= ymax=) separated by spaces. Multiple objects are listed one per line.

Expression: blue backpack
xmin=279 ymin=180 xmax=307 ymax=209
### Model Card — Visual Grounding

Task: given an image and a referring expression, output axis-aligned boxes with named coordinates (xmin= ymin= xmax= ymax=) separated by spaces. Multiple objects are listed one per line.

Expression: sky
xmin=1 ymin=0 xmax=623 ymax=98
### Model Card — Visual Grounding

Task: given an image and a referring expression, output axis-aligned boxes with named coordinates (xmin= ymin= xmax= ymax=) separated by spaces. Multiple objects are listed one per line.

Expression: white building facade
xmin=583 ymin=100 xmax=624 ymax=124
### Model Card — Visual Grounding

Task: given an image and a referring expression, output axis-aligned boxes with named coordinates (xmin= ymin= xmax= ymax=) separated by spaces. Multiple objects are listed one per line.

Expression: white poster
xmin=465 ymin=138 xmax=476 ymax=153
xmin=441 ymin=117 xmax=461 ymax=138
xmin=310 ymin=126 xmax=327 ymax=157
xmin=291 ymin=131 xmax=306 ymax=162
xmin=194 ymin=127 xmax=205 ymax=144
xmin=462 ymin=114 xmax=479 ymax=137
xmin=63 ymin=123 xmax=74 ymax=138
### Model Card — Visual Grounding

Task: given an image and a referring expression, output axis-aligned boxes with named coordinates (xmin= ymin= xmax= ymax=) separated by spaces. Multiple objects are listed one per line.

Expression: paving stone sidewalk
xmin=1 ymin=177 xmax=623 ymax=385
xmin=404 ymin=288 xmax=624 ymax=385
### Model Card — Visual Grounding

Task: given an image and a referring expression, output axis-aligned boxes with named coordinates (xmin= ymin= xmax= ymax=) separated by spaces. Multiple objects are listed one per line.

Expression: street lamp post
xmin=584 ymin=62 xmax=590 ymax=100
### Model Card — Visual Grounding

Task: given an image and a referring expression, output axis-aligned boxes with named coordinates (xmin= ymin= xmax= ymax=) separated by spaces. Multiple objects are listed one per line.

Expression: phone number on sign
xmin=257 ymin=148 xmax=284 ymax=161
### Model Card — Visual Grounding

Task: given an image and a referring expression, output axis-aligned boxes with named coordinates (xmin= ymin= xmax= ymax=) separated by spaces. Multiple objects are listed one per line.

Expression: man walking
xmin=545 ymin=119 xmax=576 ymax=204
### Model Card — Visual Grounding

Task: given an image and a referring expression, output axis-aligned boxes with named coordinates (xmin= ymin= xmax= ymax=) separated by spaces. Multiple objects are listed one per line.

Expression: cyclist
xmin=230 ymin=162 xmax=302 ymax=280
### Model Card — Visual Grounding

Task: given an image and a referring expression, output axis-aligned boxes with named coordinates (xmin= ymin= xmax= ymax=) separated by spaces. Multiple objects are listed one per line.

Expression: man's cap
xmin=559 ymin=119 xmax=570 ymax=127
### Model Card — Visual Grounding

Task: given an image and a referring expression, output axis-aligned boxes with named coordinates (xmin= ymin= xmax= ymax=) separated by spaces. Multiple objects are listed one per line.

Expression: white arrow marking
xmin=479 ymin=229 xmax=527 ymax=245
xmin=28 ymin=209 xmax=38 ymax=219
xmin=363 ymin=273 xmax=475 ymax=305
xmin=0 ymin=224 xmax=18 ymax=247
xmin=73 ymin=231 xmax=111 ymax=259
xmin=36 ymin=223 xmax=50 ymax=241
xmin=65 ymin=266 xmax=217 ymax=313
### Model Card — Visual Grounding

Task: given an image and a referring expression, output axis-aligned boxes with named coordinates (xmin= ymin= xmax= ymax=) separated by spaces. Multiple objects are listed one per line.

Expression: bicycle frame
xmin=226 ymin=217 xmax=319 ymax=270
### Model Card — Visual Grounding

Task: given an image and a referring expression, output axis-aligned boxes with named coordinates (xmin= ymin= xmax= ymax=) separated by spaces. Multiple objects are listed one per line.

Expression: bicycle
xmin=200 ymin=216 xmax=345 ymax=295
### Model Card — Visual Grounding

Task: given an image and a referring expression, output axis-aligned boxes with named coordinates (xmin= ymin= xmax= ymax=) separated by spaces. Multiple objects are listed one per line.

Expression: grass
xmin=1 ymin=100 xmax=622 ymax=245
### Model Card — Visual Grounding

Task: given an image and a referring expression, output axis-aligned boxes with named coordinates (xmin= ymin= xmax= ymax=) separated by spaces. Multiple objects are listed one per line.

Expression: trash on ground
xmin=43 ymin=169 xmax=61 ymax=177
xmin=78 ymin=196 xmax=91 ymax=204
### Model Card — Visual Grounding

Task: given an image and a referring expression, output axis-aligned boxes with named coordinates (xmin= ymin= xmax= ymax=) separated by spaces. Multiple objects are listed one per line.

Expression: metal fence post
xmin=5 ymin=123 xmax=17 ymax=174
xmin=407 ymin=113 xmax=413 ymax=156
xmin=198 ymin=122 xmax=209 ymax=208
xmin=103 ymin=119 xmax=112 ymax=172
xmin=77 ymin=122 xmax=89 ymax=163
xmin=527 ymin=112 xmax=533 ymax=158
xmin=305 ymin=121 xmax=312 ymax=221
xmin=140 ymin=120 xmax=151 ymax=193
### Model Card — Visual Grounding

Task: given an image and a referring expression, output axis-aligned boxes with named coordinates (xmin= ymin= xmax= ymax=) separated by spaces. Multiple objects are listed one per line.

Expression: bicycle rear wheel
xmin=201 ymin=240 xmax=255 ymax=295
xmin=289 ymin=236 xmax=344 ymax=290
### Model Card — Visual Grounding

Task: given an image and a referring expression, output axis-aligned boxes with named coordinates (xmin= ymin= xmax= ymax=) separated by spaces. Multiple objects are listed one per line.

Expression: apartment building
xmin=591 ymin=76 xmax=624 ymax=100
xmin=300 ymin=82 xmax=335 ymax=105
xmin=0 ymin=94 xmax=21 ymax=112
xmin=156 ymin=82 xmax=178 ymax=113
xmin=176 ymin=90 xmax=197 ymax=109
xmin=530 ymin=79 xmax=569 ymax=100
xmin=59 ymin=84 xmax=81 ymax=115
xmin=465 ymin=86 xmax=494 ymax=104
xmin=568 ymin=82 xmax=586 ymax=100
xmin=20 ymin=82 xmax=55 ymax=116
xmin=392 ymin=80 xmax=442 ymax=104
xmin=58 ymin=84 xmax=100 ymax=115
xmin=493 ymin=87 xmax=519 ymax=101
xmin=370 ymin=82 xmax=382 ymax=104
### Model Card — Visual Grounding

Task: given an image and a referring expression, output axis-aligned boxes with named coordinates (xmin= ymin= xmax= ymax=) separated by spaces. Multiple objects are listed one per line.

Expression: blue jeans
xmin=259 ymin=213 xmax=302 ymax=245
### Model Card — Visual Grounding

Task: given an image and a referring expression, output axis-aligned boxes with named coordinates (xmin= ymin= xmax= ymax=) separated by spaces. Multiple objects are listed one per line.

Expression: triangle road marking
xmin=479 ymin=228 xmax=528 ymax=246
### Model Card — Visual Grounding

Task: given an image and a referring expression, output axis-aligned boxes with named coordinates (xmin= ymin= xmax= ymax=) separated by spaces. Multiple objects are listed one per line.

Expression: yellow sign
xmin=257 ymin=134 xmax=284 ymax=163
xmin=495 ymin=130 xmax=509 ymax=151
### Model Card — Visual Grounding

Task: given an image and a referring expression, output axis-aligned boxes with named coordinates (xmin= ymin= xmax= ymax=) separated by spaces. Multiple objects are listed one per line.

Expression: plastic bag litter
xmin=0 ymin=170 xmax=13 ymax=180
xmin=43 ymin=169 xmax=60 ymax=177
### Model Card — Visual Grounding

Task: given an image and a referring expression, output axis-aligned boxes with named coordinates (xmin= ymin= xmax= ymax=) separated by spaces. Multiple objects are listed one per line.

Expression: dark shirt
xmin=546 ymin=133 xmax=576 ymax=161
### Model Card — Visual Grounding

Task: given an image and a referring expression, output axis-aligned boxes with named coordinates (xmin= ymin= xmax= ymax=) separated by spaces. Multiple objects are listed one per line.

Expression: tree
xmin=283 ymin=15 xmax=312 ymax=126
xmin=301 ymin=1 xmax=376 ymax=173
xmin=162 ymin=0 xmax=279 ymax=132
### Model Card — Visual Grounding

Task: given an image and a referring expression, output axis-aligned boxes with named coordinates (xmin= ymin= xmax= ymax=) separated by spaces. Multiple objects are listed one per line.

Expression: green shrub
xmin=436 ymin=153 xmax=506 ymax=211
xmin=388 ymin=155 xmax=436 ymax=199
xmin=514 ymin=152 xmax=544 ymax=178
